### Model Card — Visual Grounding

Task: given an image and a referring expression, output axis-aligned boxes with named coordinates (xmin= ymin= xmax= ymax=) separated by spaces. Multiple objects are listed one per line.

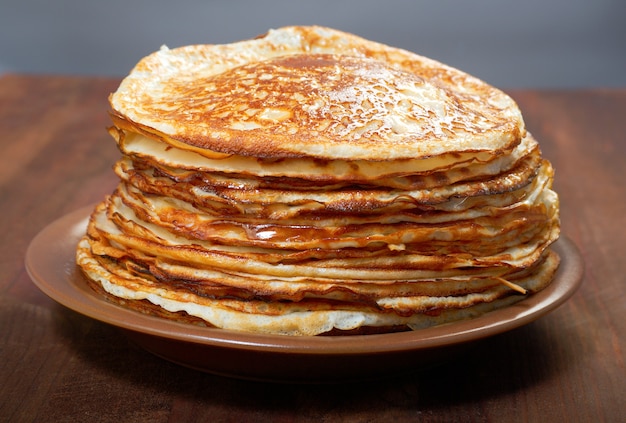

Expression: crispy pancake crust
xmin=110 ymin=26 xmax=524 ymax=161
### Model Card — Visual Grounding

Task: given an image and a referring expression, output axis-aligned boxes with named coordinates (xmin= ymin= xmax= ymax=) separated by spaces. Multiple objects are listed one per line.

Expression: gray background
xmin=1 ymin=0 xmax=625 ymax=89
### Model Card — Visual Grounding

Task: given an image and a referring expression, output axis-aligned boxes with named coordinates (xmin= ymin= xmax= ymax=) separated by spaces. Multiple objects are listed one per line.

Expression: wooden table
xmin=1 ymin=74 xmax=624 ymax=422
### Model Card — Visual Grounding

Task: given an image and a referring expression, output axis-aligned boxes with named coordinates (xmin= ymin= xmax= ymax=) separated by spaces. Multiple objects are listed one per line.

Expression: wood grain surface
xmin=1 ymin=74 xmax=624 ymax=422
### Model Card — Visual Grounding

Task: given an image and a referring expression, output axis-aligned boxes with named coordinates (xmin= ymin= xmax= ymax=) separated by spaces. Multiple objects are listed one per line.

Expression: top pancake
xmin=110 ymin=26 xmax=525 ymax=162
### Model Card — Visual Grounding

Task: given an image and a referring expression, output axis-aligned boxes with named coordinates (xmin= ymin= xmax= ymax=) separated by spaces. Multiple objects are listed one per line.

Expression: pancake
xmin=76 ymin=26 xmax=560 ymax=336
xmin=109 ymin=26 xmax=524 ymax=173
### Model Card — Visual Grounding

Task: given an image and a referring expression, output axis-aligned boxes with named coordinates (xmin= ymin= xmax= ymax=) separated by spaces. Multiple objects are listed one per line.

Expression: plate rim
xmin=25 ymin=205 xmax=584 ymax=356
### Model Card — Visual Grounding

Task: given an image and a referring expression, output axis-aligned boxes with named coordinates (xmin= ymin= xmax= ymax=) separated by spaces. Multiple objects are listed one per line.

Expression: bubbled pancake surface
xmin=110 ymin=26 xmax=524 ymax=162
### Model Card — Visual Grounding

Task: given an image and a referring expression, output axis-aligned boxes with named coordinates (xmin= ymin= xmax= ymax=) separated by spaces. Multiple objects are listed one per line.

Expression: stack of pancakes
xmin=76 ymin=26 xmax=560 ymax=336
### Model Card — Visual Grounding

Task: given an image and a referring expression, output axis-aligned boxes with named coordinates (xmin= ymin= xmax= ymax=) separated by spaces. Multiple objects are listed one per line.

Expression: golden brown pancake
xmin=76 ymin=26 xmax=560 ymax=336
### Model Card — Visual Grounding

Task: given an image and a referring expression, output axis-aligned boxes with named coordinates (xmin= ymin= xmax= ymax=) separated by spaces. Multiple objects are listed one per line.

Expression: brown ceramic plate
xmin=26 ymin=206 xmax=583 ymax=383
